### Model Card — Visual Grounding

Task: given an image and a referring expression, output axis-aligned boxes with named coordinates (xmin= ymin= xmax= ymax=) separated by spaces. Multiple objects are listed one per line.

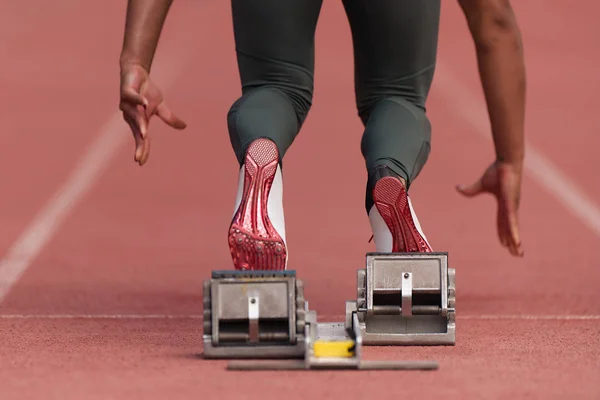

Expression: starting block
xmin=202 ymin=252 xmax=455 ymax=370
xmin=202 ymin=270 xmax=307 ymax=359
xmin=345 ymin=252 xmax=456 ymax=346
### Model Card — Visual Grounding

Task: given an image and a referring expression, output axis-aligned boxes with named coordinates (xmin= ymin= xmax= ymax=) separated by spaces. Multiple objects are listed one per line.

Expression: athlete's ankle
xmin=365 ymin=164 xmax=408 ymax=213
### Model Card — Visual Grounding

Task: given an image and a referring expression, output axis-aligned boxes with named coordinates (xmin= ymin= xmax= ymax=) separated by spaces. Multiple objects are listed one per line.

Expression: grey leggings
xmin=227 ymin=0 xmax=440 ymax=210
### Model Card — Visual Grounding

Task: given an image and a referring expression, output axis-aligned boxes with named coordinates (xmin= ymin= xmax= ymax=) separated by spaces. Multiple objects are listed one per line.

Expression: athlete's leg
xmin=227 ymin=0 xmax=322 ymax=270
xmin=228 ymin=0 xmax=322 ymax=164
xmin=342 ymin=0 xmax=440 ymax=252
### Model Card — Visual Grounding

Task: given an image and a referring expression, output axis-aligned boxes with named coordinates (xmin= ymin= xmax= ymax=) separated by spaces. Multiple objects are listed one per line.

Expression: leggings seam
xmin=360 ymin=62 xmax=436 ymax=85
xmin=374 ymin=97 xmax=424 ymax=121
xmin=235 ymin=48 xmax=314 ymax=81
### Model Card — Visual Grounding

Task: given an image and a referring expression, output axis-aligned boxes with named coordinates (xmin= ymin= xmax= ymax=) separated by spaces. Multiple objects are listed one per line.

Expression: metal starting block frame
xmin=346 ymin=252 xmax=456 ymax=346
xmin=202 ymin=270 xmax=307 ymax=359
xmin=202 ymin=252 xmax=455 ymax=370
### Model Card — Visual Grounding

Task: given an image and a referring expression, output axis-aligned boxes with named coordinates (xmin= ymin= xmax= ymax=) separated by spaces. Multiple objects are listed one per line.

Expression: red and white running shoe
xmin=228 ymin=138 xmax=287 ymax=270
xmin=369 ymin=173 xmax=432 ymax=253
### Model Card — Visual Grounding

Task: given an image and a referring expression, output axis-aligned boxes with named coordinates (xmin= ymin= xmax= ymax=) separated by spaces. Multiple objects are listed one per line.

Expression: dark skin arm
xmin=456 ymin=0 xmax=526 ymax=257
xmin=120 ymin=0 xmax=172 ymax=71
xmin=119 ymin=0 xmax=186 ymax=166
xmin=458 ymin=0 xmax=526 ymax=164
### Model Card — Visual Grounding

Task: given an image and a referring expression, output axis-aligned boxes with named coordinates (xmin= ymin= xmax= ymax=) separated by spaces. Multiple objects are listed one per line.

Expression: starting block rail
xmin=202 ymin=252 xmax=455 ymax=370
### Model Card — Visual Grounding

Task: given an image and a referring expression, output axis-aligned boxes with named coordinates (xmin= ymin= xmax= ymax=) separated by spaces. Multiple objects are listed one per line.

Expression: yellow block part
xmin=313 ymin=340 xmax=355 ymax=358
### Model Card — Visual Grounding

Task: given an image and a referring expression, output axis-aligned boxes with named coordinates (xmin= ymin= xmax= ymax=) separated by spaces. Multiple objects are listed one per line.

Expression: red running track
xmin=1 ymin=1 xmax=599 ymax=399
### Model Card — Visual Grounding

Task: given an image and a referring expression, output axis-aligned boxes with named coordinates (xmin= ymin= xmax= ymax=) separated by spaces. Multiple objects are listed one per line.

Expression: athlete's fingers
xmin=122 ymin=103 xmax=149 ymax=139
xmin=506 ymin=209 xmax=523 ymax=257
xmin=136 ymin=104 xmax=149 ymax=139
xmin=498 ymin=225 xmax=509 ymax=248
xmin=507 ymin=235 xmax=521 ymax=256
xmin=456 ymin=179 xmax=485 ymax=197
xmin=498 ymin=200 xmax=522 ymax=256
xmin=497 ymin=209 xmax=509 ymax=248
xmin=139 ymin=136 xmax=151 ymax=166
xmin=499 ymin=184 xmax=523 ymax=256
xmin=120 ymin=88 xmax=148 ymax=109
xmin=125 ymin=116 xmax=144 ymax=163
xmin=156 ymin=102 xmax=187 ymax=130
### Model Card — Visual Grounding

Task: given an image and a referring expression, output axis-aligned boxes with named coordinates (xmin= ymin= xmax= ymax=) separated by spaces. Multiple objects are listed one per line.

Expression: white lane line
xmin=459 ymin=314 xmax=600 ymax=321
xmin=0 ymin=314 xmax=204 ymax=319
xmin=0 ymin=314 xmax=599 ymax=321
xmin=435 ymin=64 xmax=600 ymax=238
xmin=0 ymin=57 xmax=188 ymax=303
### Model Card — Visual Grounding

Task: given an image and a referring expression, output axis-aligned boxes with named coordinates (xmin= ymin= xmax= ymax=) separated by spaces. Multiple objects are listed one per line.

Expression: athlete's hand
xmin=119 ymin=64 xmax=186 ymax=166
xmin=456 ymin=161 xmax=524 ymax=257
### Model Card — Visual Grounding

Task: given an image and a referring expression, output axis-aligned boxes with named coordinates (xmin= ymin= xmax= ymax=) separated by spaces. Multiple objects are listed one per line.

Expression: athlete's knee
xmin=226 ymin=85 xmax=310 ymax=165
xmin=270 ymin=83 xmax=313 ymax=126
xmin=360 ymin=96 xmax=431 ymax=137
xmin=227 ymin=85 xmax=310 ymax=132
xmin=359 ymin=96 xmax=432 ymax=188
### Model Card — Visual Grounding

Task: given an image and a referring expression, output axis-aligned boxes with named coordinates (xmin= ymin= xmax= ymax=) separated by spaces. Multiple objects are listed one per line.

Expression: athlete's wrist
xmin=494 ymin=157 xmax=524 ymax=175
xmin=495 ymin=145 xmax=524 ymax=165
xmin=119 ymin=53 xmax=150 ymax=72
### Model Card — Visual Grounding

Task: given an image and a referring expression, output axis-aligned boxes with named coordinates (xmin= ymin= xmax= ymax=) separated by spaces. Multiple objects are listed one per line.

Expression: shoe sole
xmin=228 ymin=139 xmax=287 ymax=270
xmin=372 ymin=176 xmax=432 ymax=253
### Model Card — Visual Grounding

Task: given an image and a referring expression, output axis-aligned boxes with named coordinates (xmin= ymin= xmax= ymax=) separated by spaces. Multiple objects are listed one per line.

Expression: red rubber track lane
xmin=0 ymin=1 xmax=129 ymax=256
xmin=1 ymin=1 xmax=599 ymax=399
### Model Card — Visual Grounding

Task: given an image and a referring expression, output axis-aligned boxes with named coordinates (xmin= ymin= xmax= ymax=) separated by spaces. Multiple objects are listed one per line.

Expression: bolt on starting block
xmin=201 ymin=252 xmax=455 ymax=370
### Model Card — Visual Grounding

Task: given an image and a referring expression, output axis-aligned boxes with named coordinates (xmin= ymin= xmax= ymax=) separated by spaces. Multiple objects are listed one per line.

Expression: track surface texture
xmin=1 ymin=1 xmax=599 ymax=399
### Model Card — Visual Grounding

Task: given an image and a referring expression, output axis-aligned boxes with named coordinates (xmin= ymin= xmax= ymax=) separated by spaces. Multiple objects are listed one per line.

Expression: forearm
xmin=120 ymin=0 xmax=174 ymax=71
xmin=460 ymin=0 xmax=526 ymax=164
xmin=476 ymin=30 xmax=526 ymax=164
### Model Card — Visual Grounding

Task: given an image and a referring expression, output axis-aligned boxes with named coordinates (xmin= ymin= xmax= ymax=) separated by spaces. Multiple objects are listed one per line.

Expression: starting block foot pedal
xmin=346 ymin=252 xmax=456 ymax=346
xmin=202 ymin=270 xmax=307 ymax=359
